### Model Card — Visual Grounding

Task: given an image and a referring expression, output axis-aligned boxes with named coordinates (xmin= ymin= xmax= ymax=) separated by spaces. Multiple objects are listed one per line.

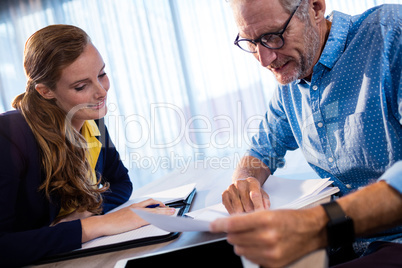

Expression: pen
xmin=146 ymin=204 xmax=160 ymax=208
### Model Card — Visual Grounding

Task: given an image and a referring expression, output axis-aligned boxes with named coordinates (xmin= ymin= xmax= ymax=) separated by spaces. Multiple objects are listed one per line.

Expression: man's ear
xmin=311 ymin=0 xmax=326 ymax=23
xmin=35 ymin=84 xmax=55 ymax=100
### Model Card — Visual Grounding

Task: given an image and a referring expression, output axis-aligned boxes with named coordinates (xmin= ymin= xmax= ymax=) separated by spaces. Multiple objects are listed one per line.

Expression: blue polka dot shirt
xmin=248 ymin=4 xmax=402 ymax=196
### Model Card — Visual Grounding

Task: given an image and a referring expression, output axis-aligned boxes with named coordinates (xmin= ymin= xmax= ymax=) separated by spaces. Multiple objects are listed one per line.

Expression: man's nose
xmin=256 ymin=43 xmax=277 ymax=67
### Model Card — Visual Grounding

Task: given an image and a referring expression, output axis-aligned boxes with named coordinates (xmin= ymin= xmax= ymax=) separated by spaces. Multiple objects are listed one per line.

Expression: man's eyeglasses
xmin=234 ymin=3 xmax=301 ymax=53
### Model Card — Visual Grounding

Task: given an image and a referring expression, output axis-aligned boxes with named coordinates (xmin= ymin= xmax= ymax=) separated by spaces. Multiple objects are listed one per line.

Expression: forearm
xmin=306 ymin=180 xmax=402 ymax=250
xmin=81 ymin=215 xmax=105 ymax=243
xmin=80 ymin=212 xmax=135 ymax=243
xmin=232 ymin=156 xmax=271 ymax=185
xmin=300 ymin=180 xmax=402 ymax=253
xmin=80 ymin=211 xmax=136 ymax=243
xmin=337 ymin=181 xmax=402 ymax=236
xmin=81 ymin=199 xmax=175 ymax=243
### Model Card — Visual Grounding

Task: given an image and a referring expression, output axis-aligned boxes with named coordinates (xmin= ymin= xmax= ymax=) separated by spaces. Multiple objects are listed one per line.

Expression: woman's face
xmin=50 ymin=43 xmax=110 ymax=130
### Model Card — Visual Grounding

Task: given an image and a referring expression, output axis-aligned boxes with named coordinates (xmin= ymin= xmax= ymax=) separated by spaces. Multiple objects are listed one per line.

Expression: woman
xmin=0 ymin=24 xmax=174 ymax=267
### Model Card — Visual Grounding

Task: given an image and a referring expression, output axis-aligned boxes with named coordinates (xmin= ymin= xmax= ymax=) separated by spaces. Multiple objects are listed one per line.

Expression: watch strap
xmin=321 ymin=201 xmax=355 ymax=250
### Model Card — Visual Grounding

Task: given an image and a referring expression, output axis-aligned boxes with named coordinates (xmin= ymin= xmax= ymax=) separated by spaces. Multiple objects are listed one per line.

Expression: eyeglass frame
xmin=234 ymin=3 xmax=301 ymax=53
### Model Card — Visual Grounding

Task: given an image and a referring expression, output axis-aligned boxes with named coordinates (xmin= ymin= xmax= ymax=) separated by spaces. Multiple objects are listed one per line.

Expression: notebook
xmin=35 ymin=183 xmax=197 ymax=264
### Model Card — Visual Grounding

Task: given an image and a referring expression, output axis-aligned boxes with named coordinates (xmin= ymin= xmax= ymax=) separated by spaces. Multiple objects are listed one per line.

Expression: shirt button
xmin=317 ymin=122 xmax=323 ymax=128
xmin=328 ymin=157 xmax=334 ymax=163
xmin=346 ymin=184 xmax=352 ymax=189
xmin=312 ymin=85 xmax=318 ymax=91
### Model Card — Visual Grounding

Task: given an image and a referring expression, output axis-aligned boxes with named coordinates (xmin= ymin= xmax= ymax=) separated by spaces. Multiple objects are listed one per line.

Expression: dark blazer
xmin=0 ymin=110 xmax=132 ymax=267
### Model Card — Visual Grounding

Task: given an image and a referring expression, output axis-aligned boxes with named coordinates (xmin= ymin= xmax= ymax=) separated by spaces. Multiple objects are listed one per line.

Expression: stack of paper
xmin=188 ymin=175 xmax=338 ymax=221
xmin=262 ymin=175 xmax=338 ymax=209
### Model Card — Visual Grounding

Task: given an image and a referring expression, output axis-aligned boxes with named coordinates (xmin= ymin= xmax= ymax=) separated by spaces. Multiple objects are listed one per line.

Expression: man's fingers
xmin=246 ymin=177 xmax=267 ymax=211
xmin=250 ymin=190 xmax=264 ymax=211
xmin=222 ymin=184 xmax=246 ymax=214
xmin=235 ymin=179 xmax=255 ymax=212
xmin=210 ymin=212 xmax=262 ymax=233
xmin=262 ymin=190 xmax=271 ymax=209
xmin=222 ymin=177 xmax=267 ymax=214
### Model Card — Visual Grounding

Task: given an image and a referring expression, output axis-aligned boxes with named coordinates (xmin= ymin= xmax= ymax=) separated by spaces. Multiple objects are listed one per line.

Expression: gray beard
xmin=298 ymin=23 xmax=321 ymax=79
xmin=275 ymin=24 xmax=320 ymax=85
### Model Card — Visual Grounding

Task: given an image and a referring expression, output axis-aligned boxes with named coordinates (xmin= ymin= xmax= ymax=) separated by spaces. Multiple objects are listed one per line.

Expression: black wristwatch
xmin=321 ymin=201 xmax=355 ymax=251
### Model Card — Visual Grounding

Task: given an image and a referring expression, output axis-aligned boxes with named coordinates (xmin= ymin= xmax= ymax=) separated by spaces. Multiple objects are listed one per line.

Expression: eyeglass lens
xmin=235 ymin=2 xmax=301 ymax=53
xmin=239 ymin=34 xmax=283 ymax=52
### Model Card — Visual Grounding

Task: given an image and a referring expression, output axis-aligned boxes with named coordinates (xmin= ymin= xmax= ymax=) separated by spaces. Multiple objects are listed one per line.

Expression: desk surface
xmin=29 ymin=159 xmax=327 ymax=268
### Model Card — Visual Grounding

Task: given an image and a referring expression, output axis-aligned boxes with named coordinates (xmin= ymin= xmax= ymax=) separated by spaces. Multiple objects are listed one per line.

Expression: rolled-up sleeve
xmin=247 ymin=87 xmax=299 ymax=174
xmin=378 ymin=161 xmax=402 ymax=194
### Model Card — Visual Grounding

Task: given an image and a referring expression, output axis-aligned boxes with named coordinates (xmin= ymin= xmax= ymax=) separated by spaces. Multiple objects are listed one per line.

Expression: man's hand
xmin=210 ymin=208 xmax=327 ymax=267
xmin=222 ymin=177 xmax=270 ymax=214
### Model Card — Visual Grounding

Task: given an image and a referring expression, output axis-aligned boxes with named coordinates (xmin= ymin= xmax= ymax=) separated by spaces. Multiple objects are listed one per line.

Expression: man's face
xmin=233 ymin=0 xmax=320 ymax=84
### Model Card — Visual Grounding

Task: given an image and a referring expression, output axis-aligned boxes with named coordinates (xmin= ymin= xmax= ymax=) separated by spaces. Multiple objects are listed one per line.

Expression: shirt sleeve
xmin=247 ymin=86 xmax=299 ymax=174
xmin=397 ymin=57 xmax=401 ymax=125
xmin=378 ymin=161 xmax=402 ymax=194
xmin=392 ymin=24 xmax=402 ymax=126
xmin=383 ymin=17 xmax=402 ymax=192
xmin=398 ymin=88 xmax=401 ymax=125
xmin=0 ymin=112 xmax=82 ymax=267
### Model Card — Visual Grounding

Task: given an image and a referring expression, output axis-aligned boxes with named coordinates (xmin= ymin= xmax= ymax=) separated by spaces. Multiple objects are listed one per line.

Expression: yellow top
xmin=57 ymin=120 xmax=102 ymax=218
xmin=80 ymin=120 xmax=102 ymax=182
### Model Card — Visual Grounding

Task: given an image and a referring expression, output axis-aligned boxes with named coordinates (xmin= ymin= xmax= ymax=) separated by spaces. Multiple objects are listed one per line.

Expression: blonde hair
xmin=13 ymin=24 xmax=109 ymax=216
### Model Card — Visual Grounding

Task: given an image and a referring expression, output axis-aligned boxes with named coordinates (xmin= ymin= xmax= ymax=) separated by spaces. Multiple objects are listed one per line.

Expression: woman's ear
xmin=35 ymin=84 xmax=55 ymax=100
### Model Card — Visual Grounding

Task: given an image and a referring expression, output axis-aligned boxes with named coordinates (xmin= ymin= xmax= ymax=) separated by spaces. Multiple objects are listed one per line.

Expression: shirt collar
xmin=295 ymin=78 xmax=310 ymax=85
xmin=294 ymin=11 xmax=351 ymax=86
xmin=318 ymin=11 xmax=352 ymax=70
xmin=80 ymin=120 xmax=102 ymax=170
xmin=82 ymin=120 xmax=101 ymax=137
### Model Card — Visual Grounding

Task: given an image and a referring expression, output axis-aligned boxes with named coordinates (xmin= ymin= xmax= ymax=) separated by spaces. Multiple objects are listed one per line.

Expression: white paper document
xmin=82 ymin=224 xmax=170 ymax=249
xmin=141 ymin=183 xmax=197 ymax=204
xmin=262 ymin=175 xmax=338 ymax=209
xmin=132 ymin=209 xmax=211 ymax=232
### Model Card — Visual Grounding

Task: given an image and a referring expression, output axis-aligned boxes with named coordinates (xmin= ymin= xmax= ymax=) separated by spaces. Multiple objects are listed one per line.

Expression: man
xmin=214 ymin=0 xmax=402 ymax=266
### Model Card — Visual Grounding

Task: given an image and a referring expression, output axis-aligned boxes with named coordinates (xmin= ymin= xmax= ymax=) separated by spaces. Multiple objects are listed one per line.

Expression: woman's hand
xmin=81 ymin=198 xmax=176 ymax=243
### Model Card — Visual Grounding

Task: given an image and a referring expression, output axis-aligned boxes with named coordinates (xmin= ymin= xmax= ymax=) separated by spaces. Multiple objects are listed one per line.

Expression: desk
xmin=30 ymin=159 xmax=328 ymax=268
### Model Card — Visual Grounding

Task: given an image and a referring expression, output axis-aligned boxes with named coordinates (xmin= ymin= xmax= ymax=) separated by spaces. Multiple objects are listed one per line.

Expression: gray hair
xmin=227 ymin=0 xmax=310 ymax=22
